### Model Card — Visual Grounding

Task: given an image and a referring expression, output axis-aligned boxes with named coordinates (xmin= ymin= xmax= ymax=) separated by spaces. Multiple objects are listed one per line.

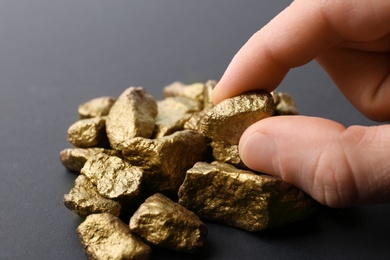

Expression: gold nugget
xmin=200 ymin=91 xmax=274 ymax=145
xmin=59 ymin=148 xmax=121 ymax=173
xmin=153 ymin=96 xmax=202 ymax=138
xmin=273 ymin=91 xmax=299 ymax=115
xmin=77 ymin=213 xmax=151 ymax=260
xmin=122 ymin=130 xmax=207 ymax=195
xmin=178 ymin=161 xmax=318 ymax=231
xmin=78 ymin=96 xmax=116 ymax=119
xmin=64 ymin=175 xmax=121 ymax=217
xmin=130 ymin=193 xmax=207 ymax=253
xmin=105 ymin=87 xmax=157 ymax=150
xmin=210 ymin=141 xmax=246 ymax=169
xmin=67 ymin=117 xmax=109 ymax=148
xmin=81 ymin=153 xmax=143 ymax=199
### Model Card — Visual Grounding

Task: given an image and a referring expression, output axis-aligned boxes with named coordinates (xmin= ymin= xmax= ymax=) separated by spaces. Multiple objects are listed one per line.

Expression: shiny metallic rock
xmin=273 ymin=92 xmax=299 ymax=115
xmin=78 ymin=96 xmax=116 ymax=119
xmin=129 ymin=193 xmax=207 ymax=253
xmin=59 ymin=148 xmax=121 ymax=173
xmin=77 ymin=213 xmax=151 ymax=260
xmin=153 ymin=96 xmax=202 ymax=138
xmin=210 ymin=141 xmax=247 ymax=169
xmin=182 ymin=111 xmax=205 ymax=132
xmin=67 ymin=117 xmax=109 ymax=148
xmin=178 ymin=161 xmax=318 ymax=231
xmin=122 ymin=130 xmax=207 ymax=195
xmin=59 ymin=147 xmax=105 ymax=173
xmin=200 ymin=91 xmax=274 ymax=145
xmin=163 ymin=81 xmax=205 ymax=107
xmin=64 ymin=175 xmax=121 ymax=217
xmin=203 ymin=79 xmax=216 ymax=110
xmin=81 ymin=153 xmax=143 ymax=199
xmin=106 ymin=87 xmax=157 ymax=150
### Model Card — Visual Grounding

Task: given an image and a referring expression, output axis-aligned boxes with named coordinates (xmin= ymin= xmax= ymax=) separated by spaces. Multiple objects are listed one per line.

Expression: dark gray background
xmin=1 ymin=1 xmax=388 ymax=259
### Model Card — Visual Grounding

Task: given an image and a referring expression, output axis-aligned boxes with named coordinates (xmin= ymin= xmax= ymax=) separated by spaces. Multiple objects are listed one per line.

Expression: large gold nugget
xmin=200 ymin=91 xmax=274 ymax=145
xmin=122 ymin=130 xmax=207 ymax=195
xmin=106 ymin=87 xmax=157 ymax=150
xmin=67 ymin=117 xmax=109 ymax=148
xmin=64 ymin=175 xmax=121 ymax=217
xmin=59 ymin=148 xmax=121 ymax=173
xmin=81 ymin=153 xmax=143 ymax=199
xmin=78 ymin=96 xmax=116 ymax=119
xmin=129 ymin=193 xmax=207 ymax=253
xmin=153 ymin=96 xmax=202 ymax=138
xmin=178 ymin=161 xmax=318 ymax=231
xmin=77 ymin=213 xmax=151 ymax=260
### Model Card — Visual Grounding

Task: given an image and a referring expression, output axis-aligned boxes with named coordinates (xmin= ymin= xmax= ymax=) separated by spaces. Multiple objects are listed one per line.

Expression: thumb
xmin=239 ymin=116 xmax=390 ymax=208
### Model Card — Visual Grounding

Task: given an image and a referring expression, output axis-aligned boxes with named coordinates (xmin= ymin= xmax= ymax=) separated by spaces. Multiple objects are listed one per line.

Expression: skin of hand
xmin=212 ymin=0 xmax=390 ymax=208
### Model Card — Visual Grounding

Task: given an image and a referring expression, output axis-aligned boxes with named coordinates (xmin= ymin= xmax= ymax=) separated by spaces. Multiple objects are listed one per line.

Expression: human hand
xmin=212 ymin=0 xmax=390 ymax=208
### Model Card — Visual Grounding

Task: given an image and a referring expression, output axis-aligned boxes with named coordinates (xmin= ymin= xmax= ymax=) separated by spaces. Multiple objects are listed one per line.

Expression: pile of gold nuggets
xmin=59 ymin=80 xmax=317 ymax=259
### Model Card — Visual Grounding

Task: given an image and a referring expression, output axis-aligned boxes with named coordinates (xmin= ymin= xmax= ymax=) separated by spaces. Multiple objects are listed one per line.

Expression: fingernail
xmin=240 ymin=132 xmax=277 ymax=174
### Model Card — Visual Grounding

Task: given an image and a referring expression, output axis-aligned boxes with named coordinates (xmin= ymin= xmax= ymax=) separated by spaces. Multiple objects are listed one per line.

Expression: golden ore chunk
xmin=272 ymin=91 xmax=299 ymax=115
xmin=78 ymin=96 xmax=116 ymax=119
xmin=153 ymin=96 xmax=202 ymax=138
xmin=81 ymin=153 xmax=143 ymax=199
xmin=59 ymin=148 xmax=120 ymax=173
xmin=105 ymin=87 xmax=157 ymax=150
xmin=129 ymin=193 xmax=207 ymax=253
xmin=122 ymin=130 xmax=207 ymax=195
xmin=64 ymin=175 xmax=121 ymax=217
xmin=178 ymin=161 xmax=318 ymax=231
xmin=67 ymin=117 xmax=109 ymax=148
xmin=77 ymin=213 xmax=151 ymax=260
xmin=200 ymin=91 xmax=274 ymax=145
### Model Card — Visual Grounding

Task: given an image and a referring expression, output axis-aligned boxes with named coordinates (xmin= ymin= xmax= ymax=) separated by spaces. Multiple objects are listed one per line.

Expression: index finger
xmin=212 ymin=0 xmax=339 ymax=104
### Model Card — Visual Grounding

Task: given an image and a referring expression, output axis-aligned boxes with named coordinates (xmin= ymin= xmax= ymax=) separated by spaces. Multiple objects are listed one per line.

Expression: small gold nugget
xmin=153 ymin=96 xmax=202 ymax=138
xmin=77 ymin=213 xmax=151 ymax=260
xmin=273 ymin=91 xmax=299 ymax=115
xmin=130 ymin=193 xmax=207 ymax=253
xmin=178 ymin=161 xmax=318 ymax=231
xmin=59 ymin=148 xmax=121 ymax=173
xmin=78 ymin=96 xmax=116 ymax=119
xmin=67 ymin=117 xmax=109 ymax=148
xmin=210 ymin=141 xmax=246 ymax=169
xmin=59 ymin=148 xmax=105 ymax=173
xmin=106 ymin=87 xmax=157 ymax=150
xmin=64 ymin=175 xmax=121 ymax=217
xmin=81 ymin=153 xmax=143 ymax=199
xmin=122 ymin=130 xmax=207 ymax=195
xmin=200 ymin=91 xmax=274 ymax=145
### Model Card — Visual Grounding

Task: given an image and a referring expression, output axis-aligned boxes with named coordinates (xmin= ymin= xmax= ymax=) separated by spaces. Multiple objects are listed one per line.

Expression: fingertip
xmin=239 ymin=131 xmax=279 ymax=176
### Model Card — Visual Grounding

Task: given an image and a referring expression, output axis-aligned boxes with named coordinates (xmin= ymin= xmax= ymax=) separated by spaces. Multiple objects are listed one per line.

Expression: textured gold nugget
xmin=273 ymin=91 xmax=299 ymax=115
xmin=59 ymin=148 xmax=120 ymax=173
xmin=210 ymin=141 xmax=246 ymax=169
xmin=78 ymin=96 xmax=116 ymax=119
xmin=153 ymin=96 xmax=202 ymax=138
xmin=106 ymin=87 xmax=157 ymax=150
xmin=67 ymin=117 xmax=109 ymax=148
xmin=81 ymin=153 xmax=143 ymax=199
xmin=200 ymin=91 xmax=274 ymax=145
xmin=130 ymin=193 xmax=207 ymax=253
xmin=178 ymin=161 xmax=317 ymax=231
xmin=64 ymin=175 xmax=121 ymax=217
xmin=77 ymin=213 xmax=151 ymax=260
xmin=122 ymin=130 xmax=207 ymax=195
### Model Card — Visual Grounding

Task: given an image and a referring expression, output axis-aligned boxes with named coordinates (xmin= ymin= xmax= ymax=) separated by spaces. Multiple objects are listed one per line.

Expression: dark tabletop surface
xmin=1 ymin=1 xmax=389 ymax=259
